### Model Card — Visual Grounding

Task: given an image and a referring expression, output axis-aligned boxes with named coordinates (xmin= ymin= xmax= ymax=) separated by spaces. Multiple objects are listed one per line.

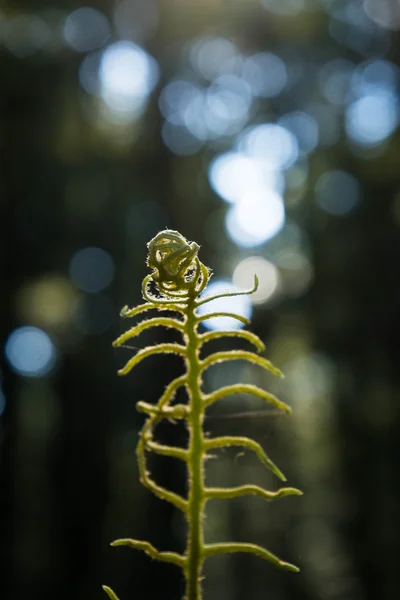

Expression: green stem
xmin=184 ymin=300 xmax=205 ymax=600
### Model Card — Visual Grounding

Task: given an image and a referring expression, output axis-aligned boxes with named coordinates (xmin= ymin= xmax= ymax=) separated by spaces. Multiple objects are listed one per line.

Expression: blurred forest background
xmin=1 ymin=1 xmax=400 ymax=599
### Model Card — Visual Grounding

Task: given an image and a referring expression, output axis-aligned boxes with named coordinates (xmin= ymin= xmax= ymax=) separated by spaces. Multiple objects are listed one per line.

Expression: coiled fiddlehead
xmin=103 ymin=230 xmax=302 ymax=600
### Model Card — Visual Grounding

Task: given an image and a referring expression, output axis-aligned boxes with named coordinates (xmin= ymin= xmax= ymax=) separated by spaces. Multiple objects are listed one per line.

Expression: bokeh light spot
xmin=364 ymin=0 xmax=400 ymax=31
xmin=208 ymin=152 xmax=283 ymax=204
xmin=285 ymin=353 xmax=334 ymax=405
xmin=225 ymin=189 xmax=285 ymax=248
xmin=160 ymin=75 xmax=252 ymax=143
xmin=315 ymin=170 xmax=361 ymax=216
xmin=329 ymin=3 xmax=390 ymax=57
xmin=63 ymin=7 xmax=110 ymax=52
xmin=99 ymin=41 xmax=159 ymax=116
xmin=69 ymin=247 xmax=115 ymax=293
xmin=197 ymin=280 xmax=252 ymax=331
xmin=345 ymin=91 xmax=398 ymax=146
xmin=352 ymin=59 xmax=399 ymax=96
xmin=159 ymin=80 xmax=201 ymax=126
xmin=3 ymin=14 xmax=50 ymax=58
xmin=319 ymin=59 xmax=354 ymax=106
xmin=279 ymin=112 xmax=319 ymax=154
xmin=190 ymin=36 xmax=239 ymax=80
xmin=239 ymin=124 xmax=299 ymax=170
xmin=205 ymin=75 xmax=252 ymax=137
xmin=243 ymin=52 xmax=287 ymax=98
xmin=233 ymin=257 xmax=280 ymax=304
xmin=5 ymin=326 xmax=57 ymax=378
xmin=182 ymin=90 xmax=209 ymax=142
xmin=15 ymin=276 xmax=79 ymax=331
xmin=79 ymin=51 xmax=102 ymax=95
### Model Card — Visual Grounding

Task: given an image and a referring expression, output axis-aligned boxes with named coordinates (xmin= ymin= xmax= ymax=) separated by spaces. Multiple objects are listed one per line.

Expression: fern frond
xmin=195 ymin=274 xmax=258 ymax=307
xmin=120 ymin=302 xmax=186 ymax=318
xmin=204 ymin=485 xmax=303 ymax=501
xmin=117 ymin=343 xmax=187 ymax=375
xmin=157 ymin=374 xmax=187 ymax=405
xmin=196 ymin=312 xmax=250 ymax=326
xmin=102 ymin=585 xmax=120 ymax=600
xmin=113 ymin=317 xmax=185 ymax=347
xmin=200 ymin=350 xmax=283 ymax=377
xmin=136 ymin=432 xmax=188 ymax=512
xmin=145 ymin=440 xmax=188 ymax=461
xmin=203 ymin=543 xmax=299 ymax=572
xmin=204 ymin=435 xmax=286 ymax=480
xmin=198 ymin=330 xmax=265 ymax=353
xmin=111 ymin=539 xmax=186 ymax=568
xmin=203 ymin=384 xmax=291 ymax=413
xmin=108 ymin=230 xmax=301 ymax=600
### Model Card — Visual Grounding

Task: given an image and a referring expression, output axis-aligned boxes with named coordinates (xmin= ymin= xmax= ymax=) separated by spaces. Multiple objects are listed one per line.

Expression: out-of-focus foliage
xmin=1 ymin=1 xmax=400 ymax=600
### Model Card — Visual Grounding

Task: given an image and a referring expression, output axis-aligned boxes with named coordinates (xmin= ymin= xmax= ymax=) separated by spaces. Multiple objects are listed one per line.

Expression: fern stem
xmin=184 ymin=300 xmax=205 ymax=600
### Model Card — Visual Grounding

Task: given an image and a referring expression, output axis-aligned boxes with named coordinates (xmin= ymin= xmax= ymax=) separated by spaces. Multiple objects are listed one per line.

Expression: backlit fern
xmin=103 ymin=230 xmax=302 ymax=600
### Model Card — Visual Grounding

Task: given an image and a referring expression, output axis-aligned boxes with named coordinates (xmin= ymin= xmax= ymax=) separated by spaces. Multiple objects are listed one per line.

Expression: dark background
xmin=1 ymin=1 xmax=400 ymax=599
